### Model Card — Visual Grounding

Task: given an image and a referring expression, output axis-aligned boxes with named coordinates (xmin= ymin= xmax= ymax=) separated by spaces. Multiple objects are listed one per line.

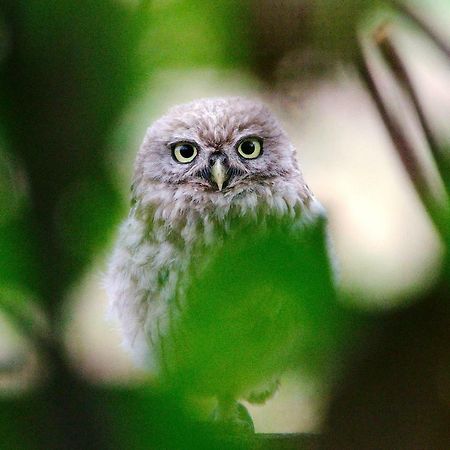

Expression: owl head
xmin=133 ymin=97 xmax=304 ymax=201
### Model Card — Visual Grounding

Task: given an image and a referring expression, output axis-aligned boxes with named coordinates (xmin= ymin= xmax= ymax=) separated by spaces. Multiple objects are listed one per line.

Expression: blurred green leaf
xmin=0 ymin=12 xmax=9 ymax=65
xmin=162 ymin=216 xmax=352 ymax=397
xmin=440 ymin=145 xmax=450 ymax=278
xmin=55 ymin=176 xmax=124 ymax=267
xmin=0 ymin=0 xmax=157 ymax=293
xmin=0 ymin=122 xmax=39 ymax=293
xmin=0 ymin=126 xmax=26 ymax=224
xmin=90 ymin=385 xmax=252 ymax=450
xmin=0 ymin=395 xmax=45 ymax=450
xmin=143 ymin=0 xmax=251 ymax=70
xmin=0 ymin=286 xmax=48 ymax=344
xmin=0 ymin=213 xmax=40 ymax=293
xmin=0 ymin=384 xmax=253 ymax=450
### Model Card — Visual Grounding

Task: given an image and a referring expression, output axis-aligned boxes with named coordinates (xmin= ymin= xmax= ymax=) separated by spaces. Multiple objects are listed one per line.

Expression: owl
xmin=106 ymin=97 xmax=327 ymax=431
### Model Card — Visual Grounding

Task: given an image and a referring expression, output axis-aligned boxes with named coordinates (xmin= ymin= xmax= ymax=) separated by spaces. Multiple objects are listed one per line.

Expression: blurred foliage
xmin=0 ymin=0 xmax=155 ymax=299
xmin=0 ymin=0 xmax=448 ymax=449
xmin=163 ymin=216 xmax=352 ymax=397
xmin=145 ymin=0 xmax=251 ymax=69
xmin=0 ymin=384 xmax=253 ymax=450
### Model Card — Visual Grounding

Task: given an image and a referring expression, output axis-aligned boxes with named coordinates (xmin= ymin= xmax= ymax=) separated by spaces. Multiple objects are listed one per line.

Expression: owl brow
xmin=167 ymin=139 xmax=199 ymax=149
xmin=264 ymin=132 xmax=284 ymax=143
xmin=234 ymin=135 xmax=264 ymax=147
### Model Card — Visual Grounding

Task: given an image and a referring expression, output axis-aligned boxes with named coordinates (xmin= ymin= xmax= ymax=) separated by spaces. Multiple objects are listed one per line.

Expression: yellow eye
xmin=237 ymin=138 xmax=262 ymax=159
xmin=172 ymin=143 xmax=198 ymax=163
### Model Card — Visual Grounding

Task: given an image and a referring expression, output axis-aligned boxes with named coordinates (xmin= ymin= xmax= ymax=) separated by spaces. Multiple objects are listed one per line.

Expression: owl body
xmin=107 ymin=97 xmax=322 ymax=388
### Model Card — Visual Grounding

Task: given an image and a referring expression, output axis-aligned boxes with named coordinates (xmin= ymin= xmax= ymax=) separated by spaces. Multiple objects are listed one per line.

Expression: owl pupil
xmin=180 ymin=145 xmax=194 ymax=158
xmin=241 ymin=141 xmax=255 ymax=154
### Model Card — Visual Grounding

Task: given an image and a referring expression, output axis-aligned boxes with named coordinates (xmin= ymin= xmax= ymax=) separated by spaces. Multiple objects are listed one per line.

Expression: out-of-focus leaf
xmin=142 ymin=0 xmax=251 ymax=70
xmin=0 ymin=13 xmax=9 ymax=65
xmin=0 ymin=286 xmax=48 ymax=343
xmin=0 ymin=215 xmax=40 ymax=295
xmin=0 ymin=383 xmax=253 ymax=450
xmin=0 ymin=0 xmax=156 ymax=292
xmin=0 ymin=395 xmax=45 ymax=450
xmin=0 ymin=121 xmax=28 ymax=224
xmin=55 ymin=176 xmax=124 ymax=267
xmin=90 ymin=385 xmax=251 ymax=450
xmin=440 ymin=145 xmax=450 ymax=196
xmin=439 ymin=144 xmax=450 ymax=278
xmin=161 ymin=216 xmax=353 ymax=397
xmin=0 ymin=117 xmax=41 ymax=296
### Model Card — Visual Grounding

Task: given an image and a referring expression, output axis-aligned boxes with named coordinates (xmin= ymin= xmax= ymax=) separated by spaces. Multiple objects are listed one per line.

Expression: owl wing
xmin=106 ymin=205 xmax=182 ymax=371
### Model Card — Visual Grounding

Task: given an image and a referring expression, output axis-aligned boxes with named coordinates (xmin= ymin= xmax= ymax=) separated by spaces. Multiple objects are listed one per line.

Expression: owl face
xmin=135 ymin=97 xmax=299 ymax=195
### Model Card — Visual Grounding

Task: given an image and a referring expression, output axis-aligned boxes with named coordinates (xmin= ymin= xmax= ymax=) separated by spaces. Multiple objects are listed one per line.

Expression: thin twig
xmin=392 ymin=0 xmax=450 ymax=58
xmin=356 ymin=43 xmax=442 ymax=230
xmin=374 ymin=23 xmax=448 ymax=191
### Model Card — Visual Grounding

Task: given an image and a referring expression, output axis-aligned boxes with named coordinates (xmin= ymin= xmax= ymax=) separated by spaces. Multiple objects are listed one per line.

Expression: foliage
xmin=163 ymin=216 xmax=350 ymax=397
xmin=0 ymin=0 xmax=448 ymax=449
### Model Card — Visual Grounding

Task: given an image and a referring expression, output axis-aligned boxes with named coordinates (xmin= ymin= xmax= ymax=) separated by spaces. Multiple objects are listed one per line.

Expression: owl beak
xmin=210 ymin=159 xmax=229 ymax=191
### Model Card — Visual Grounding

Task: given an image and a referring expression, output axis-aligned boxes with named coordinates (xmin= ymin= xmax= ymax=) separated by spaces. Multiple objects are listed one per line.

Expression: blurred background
xmin=0 ymin=0 xmax=449 ymax=449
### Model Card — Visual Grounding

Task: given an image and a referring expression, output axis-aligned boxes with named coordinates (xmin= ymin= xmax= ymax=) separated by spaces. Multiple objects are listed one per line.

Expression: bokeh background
xmin=0 ymin=0 xmax=449 ymax=449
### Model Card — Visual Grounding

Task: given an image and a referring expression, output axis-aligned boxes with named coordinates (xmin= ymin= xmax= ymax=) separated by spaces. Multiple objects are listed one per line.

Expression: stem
xmin=356 ymin=43 xmax=445 ymax=233
xmin=374 ymin=23 xmax=448 ymax=193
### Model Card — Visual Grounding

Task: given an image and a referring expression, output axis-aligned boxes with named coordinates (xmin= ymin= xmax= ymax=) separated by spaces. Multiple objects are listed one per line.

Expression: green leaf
xmin=0 ymin=286 xmax=49 ymax=344
xmin=0 ymin=382 xmax=253 ymax=450
xmin=55 ymin=176 xmax=124 ymax=267
xmin=161 ymin=216 xmax=351 ymax=397
xmin=0 ymin=215 xmax=40 ymax=294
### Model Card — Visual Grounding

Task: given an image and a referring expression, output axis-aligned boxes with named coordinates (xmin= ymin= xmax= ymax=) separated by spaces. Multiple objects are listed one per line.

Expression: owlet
xmin=106 ymin=97 xmax=326 ymax=430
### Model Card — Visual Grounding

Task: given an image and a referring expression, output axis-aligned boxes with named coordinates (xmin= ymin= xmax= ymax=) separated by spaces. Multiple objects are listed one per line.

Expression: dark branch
xmin=356 ymin=46 xmax=429 ymax=198
xmin=355 ymin=42 xmax=448 ymax=234
xmin=374 ymin=23 xmax=448 ymax=190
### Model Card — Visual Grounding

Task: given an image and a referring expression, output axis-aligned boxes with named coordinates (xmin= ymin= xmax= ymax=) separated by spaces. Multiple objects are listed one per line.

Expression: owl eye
xmin=237 ymin=138 xmax=262 ymax=159
xmin=172 ymin=143 xmax=198 ymax=163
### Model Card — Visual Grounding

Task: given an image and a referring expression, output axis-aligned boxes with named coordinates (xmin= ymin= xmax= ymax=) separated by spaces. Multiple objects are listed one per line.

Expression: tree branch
xmin=374 ymin=23 xmax=447 ymax=185
xmin=356 ymin=44 xmax=434 ymax=208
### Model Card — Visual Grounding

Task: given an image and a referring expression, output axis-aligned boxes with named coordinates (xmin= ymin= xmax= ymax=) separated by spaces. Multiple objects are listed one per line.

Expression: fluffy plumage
xmin=106 ymin=97 xmax=323 ymax=422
